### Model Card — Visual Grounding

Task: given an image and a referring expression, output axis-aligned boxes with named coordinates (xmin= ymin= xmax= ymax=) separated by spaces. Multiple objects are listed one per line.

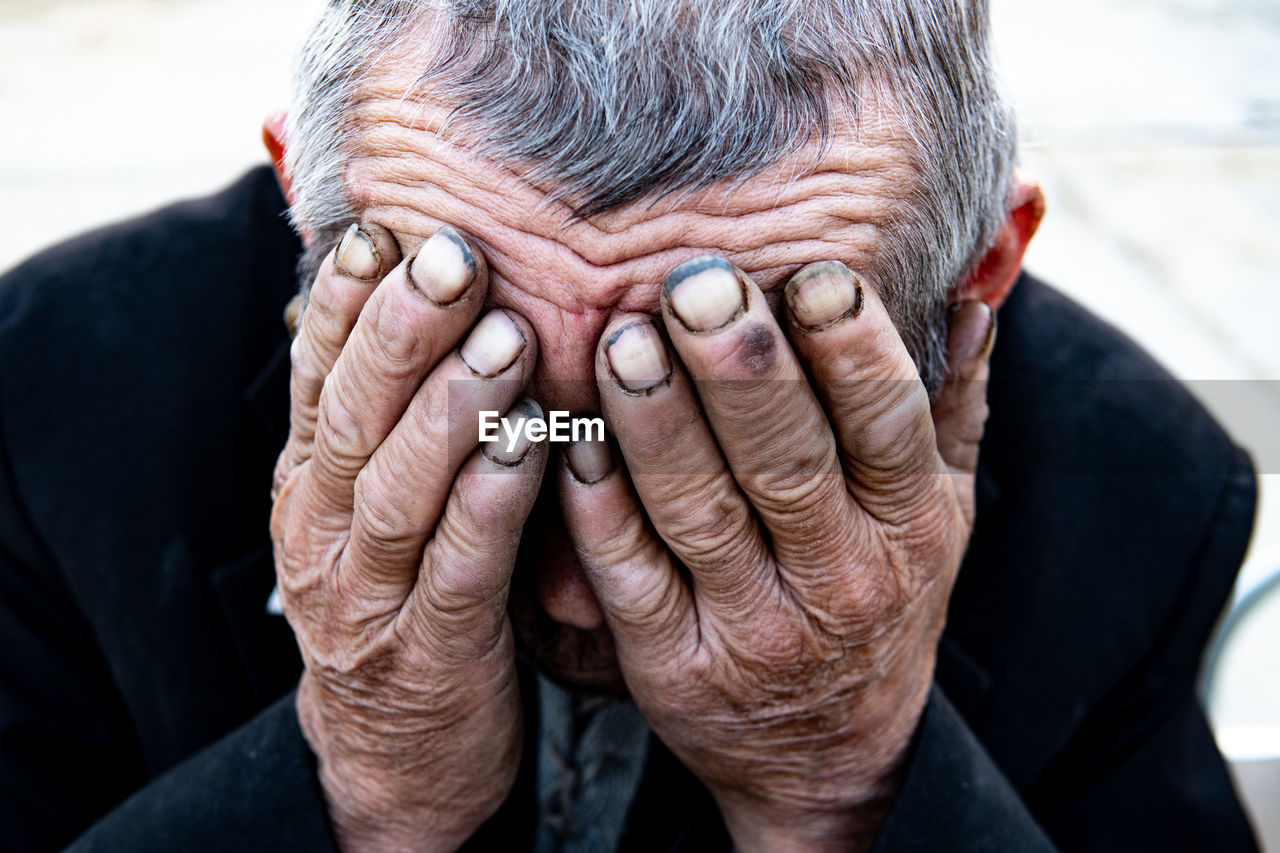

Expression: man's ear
xmin=953 ymin=172 xmax=1045 ymax=310
xmin=262 ymin=110 xmax=295 ymax=207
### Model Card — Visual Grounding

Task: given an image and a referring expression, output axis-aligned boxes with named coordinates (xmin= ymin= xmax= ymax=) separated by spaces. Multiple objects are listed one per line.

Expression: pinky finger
xmin=285 ymin=223 xmax=401 ymax=475
xmin=274 ymin=224 xmax=399 ymax=501
xmin=931 ymin=300 xmax=996 ymax=526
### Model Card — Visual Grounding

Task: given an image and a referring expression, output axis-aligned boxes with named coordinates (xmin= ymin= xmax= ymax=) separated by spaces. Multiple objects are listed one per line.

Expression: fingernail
xmin=283 ymin=293 xmax=304 ymax=339
xmin=663 ymin=257 xmax=746 ymax=332
xmin=947 ymin=300 xmax=997 ymax=363
xmin=483 ymin=399 xmax=541 ymax=466
xmin=409 ymin=226 xmax=476 ymax=305
xmin=605 ymin=320 xmax=672 ymax=393
xmin=566 ymin=425 xmax=614 ymax=484
xmin=980 ymin=308 xmax=997 ymax=360
xmin=460 ymin=310 xmax=525 ymax=377
xmin=785 ymin=261 xmax=864 ymax=330
xmin=335 ymin=223 xmax=380 ymax=281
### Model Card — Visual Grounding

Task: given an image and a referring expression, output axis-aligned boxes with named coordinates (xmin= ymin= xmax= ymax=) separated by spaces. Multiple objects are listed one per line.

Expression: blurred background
xmin=1 ymin=0 xmax=1277 ymax=845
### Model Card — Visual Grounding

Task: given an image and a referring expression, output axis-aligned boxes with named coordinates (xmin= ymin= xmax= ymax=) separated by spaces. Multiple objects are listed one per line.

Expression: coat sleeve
xmin=871 ymin=686 xmax=1058 ymax=852
xmin=0 ymin=408 xmax=143 ymax=851
xmin=1026 ymin=454 xmax=1260 ymax=851
xmin=62 ymin=692 xmax=338 ymax=853
xmin=0 ymin=386 xmax=336 ymax=853
xmin=872 ymin=456 xmax=1259 ymax=853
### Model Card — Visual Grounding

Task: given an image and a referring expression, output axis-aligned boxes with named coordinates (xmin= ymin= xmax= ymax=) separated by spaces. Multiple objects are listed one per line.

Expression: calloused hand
xmin=559 ymin=258 xmax=995 ymax=852
xmin=270 ymin=223 xmax=544 ymax=852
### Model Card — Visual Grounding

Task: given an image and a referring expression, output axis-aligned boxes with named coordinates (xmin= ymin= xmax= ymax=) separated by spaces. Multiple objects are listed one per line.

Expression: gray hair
xmin=286 ymin=0 xmax=1016 ymax=391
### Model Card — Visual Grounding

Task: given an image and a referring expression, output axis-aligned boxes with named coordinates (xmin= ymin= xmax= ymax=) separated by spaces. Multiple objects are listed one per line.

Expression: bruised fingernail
xmin=483 ymin=399 xmax=541 ymax=466
xmin=947 ymin=300 xmax=997 ymax=363
xmin=335 ymin=223 xmax=380 ymax=281
xmin=663 ymin=257 xmax=746 ymax=332
xmin=460 ymin=310 xmax=525 ymax=377
xmin=786 ymin=261 xmax=863 ymax=330
xmin=409 ymin=226 xmax=476 ymax=305
xmin=605 ymin=320 xmax=672 ymax=393
xmin=566 ymin=424 xmax=614 ymax=484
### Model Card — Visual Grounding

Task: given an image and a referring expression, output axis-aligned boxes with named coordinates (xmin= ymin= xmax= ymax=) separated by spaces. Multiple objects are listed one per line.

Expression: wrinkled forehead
xmin=341 ymin=60 xmax=921 ymax=314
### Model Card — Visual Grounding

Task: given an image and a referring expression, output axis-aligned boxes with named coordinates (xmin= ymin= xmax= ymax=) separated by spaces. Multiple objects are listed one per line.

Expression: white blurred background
xmin=1 ymin=0 xmax=1277 ymax=845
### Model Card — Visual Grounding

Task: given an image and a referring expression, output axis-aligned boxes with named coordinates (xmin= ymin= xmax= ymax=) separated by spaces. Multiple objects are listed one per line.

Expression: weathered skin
xmin=269 ymin=70 xmax=1006 ymax=852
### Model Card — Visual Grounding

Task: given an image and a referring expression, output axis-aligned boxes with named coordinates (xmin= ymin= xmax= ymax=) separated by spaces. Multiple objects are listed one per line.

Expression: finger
xmin=280 ymin=223 xmax=401 ymax=490
xmin=657 ymin=257 xmax=859 ymax=573
xmin=406 ymin=400 xmax=549 ymax=657
xmin=596 ymin=314 xmax=774 ymax=615
xmin=558 ymin=427 xmax=697 ymax=666
xmin=783 ymin=261 xmax=949 ymax=525
xmin=306 ymin=226 xmax=490 ymax=517
xmin=931 ymin=300 xmax=996 ymax=525
xmin=344 ymin=310 xmax=537 ymax=590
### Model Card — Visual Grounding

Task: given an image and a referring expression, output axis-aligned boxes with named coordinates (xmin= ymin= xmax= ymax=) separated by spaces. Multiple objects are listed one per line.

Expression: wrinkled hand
xmin=560 ymin=258 xmax=995 ymax=852
xmin=270 ymin=224 xmax=543 ymax=852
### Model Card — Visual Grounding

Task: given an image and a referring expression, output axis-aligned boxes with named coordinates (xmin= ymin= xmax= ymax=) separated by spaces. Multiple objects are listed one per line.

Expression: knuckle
xmin=744 ymin=445 xmax=838 ymax=514
xmin=369 ymin=295 xmax=431 ymax=376
xmin=353 ymin=476 xmax=415 ymax=549
xmin=317 ymin=385 xmax=373 ymax=471
xmin=290 ymin=342 xmax=327 ymax=399
xmin=422 ymin=564 xmax=493 ymax=618
xmin=289 ymin=335 xmax=318 ymax=379
xmin=277 ymin=562 xmax=327 ymax=623
xmin=271 ymin=450 xmax=295 ymax=505
xmin=855 ymin=392 xmax=934 ymax=472
xmin=397 ymin=389 xmax=451 ymax=476
xmin=427 ymin=523 xmax=510 ymax=606
xmin=614 ymin=572 xmax=682 ymax=633
xmin=666 ymin=488 xmax=754 ymax=564
xmin=305 ymin=626 xmax=400 ymax=680
xmin=305 ymin=273 xmax=346 ymax=328
xmin=288 ymin=405 xmax=319 ymax=450
xmin=589 ymin=511 xmax=654 ymax=568
xmin=433 ymin=504 xmax=488 ymax=565
xmin=272 ymin=522 xmax=334 ymax=617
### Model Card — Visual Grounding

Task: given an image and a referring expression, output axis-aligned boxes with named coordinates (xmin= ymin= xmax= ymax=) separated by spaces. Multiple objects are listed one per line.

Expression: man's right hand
xmin=269 ymin=223 xmax=543 ymax=852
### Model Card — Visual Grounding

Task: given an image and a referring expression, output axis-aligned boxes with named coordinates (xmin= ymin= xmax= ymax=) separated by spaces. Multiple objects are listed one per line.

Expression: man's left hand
xmin=559 ymin=257 xmax=994 ymax=852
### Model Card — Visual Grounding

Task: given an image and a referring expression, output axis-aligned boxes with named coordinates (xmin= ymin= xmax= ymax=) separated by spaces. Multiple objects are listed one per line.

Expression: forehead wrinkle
xmin=364 ymin=186 xmax=885 ymax=317
xmin=352 ymin=149 xmax=892 ymax=269
xmin=346 ymin=92 xmax=914 ymax=314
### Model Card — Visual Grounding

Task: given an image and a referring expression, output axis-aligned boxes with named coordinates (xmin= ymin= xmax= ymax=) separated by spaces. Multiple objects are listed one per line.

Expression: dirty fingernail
xmin=566 ymin=426 xmax=614 ymax=484
xmin=605 ymin=320 xmax=672 ymax=393
xmin=663 ymin=257 xmax=746 ymax=332
xmin=410 ymin=226 xmax=476 ymax=305
xmin=786 ymin=261 xmax=864 ymax=330
xmin=483 ymin=399 xmax=541 ymax=466
xmin=335 ymin=223 xmax=380 ymax=281
xmin=460 ymin=310 xmax=525 ymax=377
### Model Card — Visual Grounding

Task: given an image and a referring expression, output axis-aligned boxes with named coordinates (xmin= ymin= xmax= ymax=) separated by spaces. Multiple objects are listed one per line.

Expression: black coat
xmin=0 ymin=168 xmax=1260 ymax=851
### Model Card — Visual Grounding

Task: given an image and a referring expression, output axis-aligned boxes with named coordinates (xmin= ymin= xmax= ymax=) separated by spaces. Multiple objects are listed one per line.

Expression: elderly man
xmin=0 ymin=1 xmax=1260 ymax=851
